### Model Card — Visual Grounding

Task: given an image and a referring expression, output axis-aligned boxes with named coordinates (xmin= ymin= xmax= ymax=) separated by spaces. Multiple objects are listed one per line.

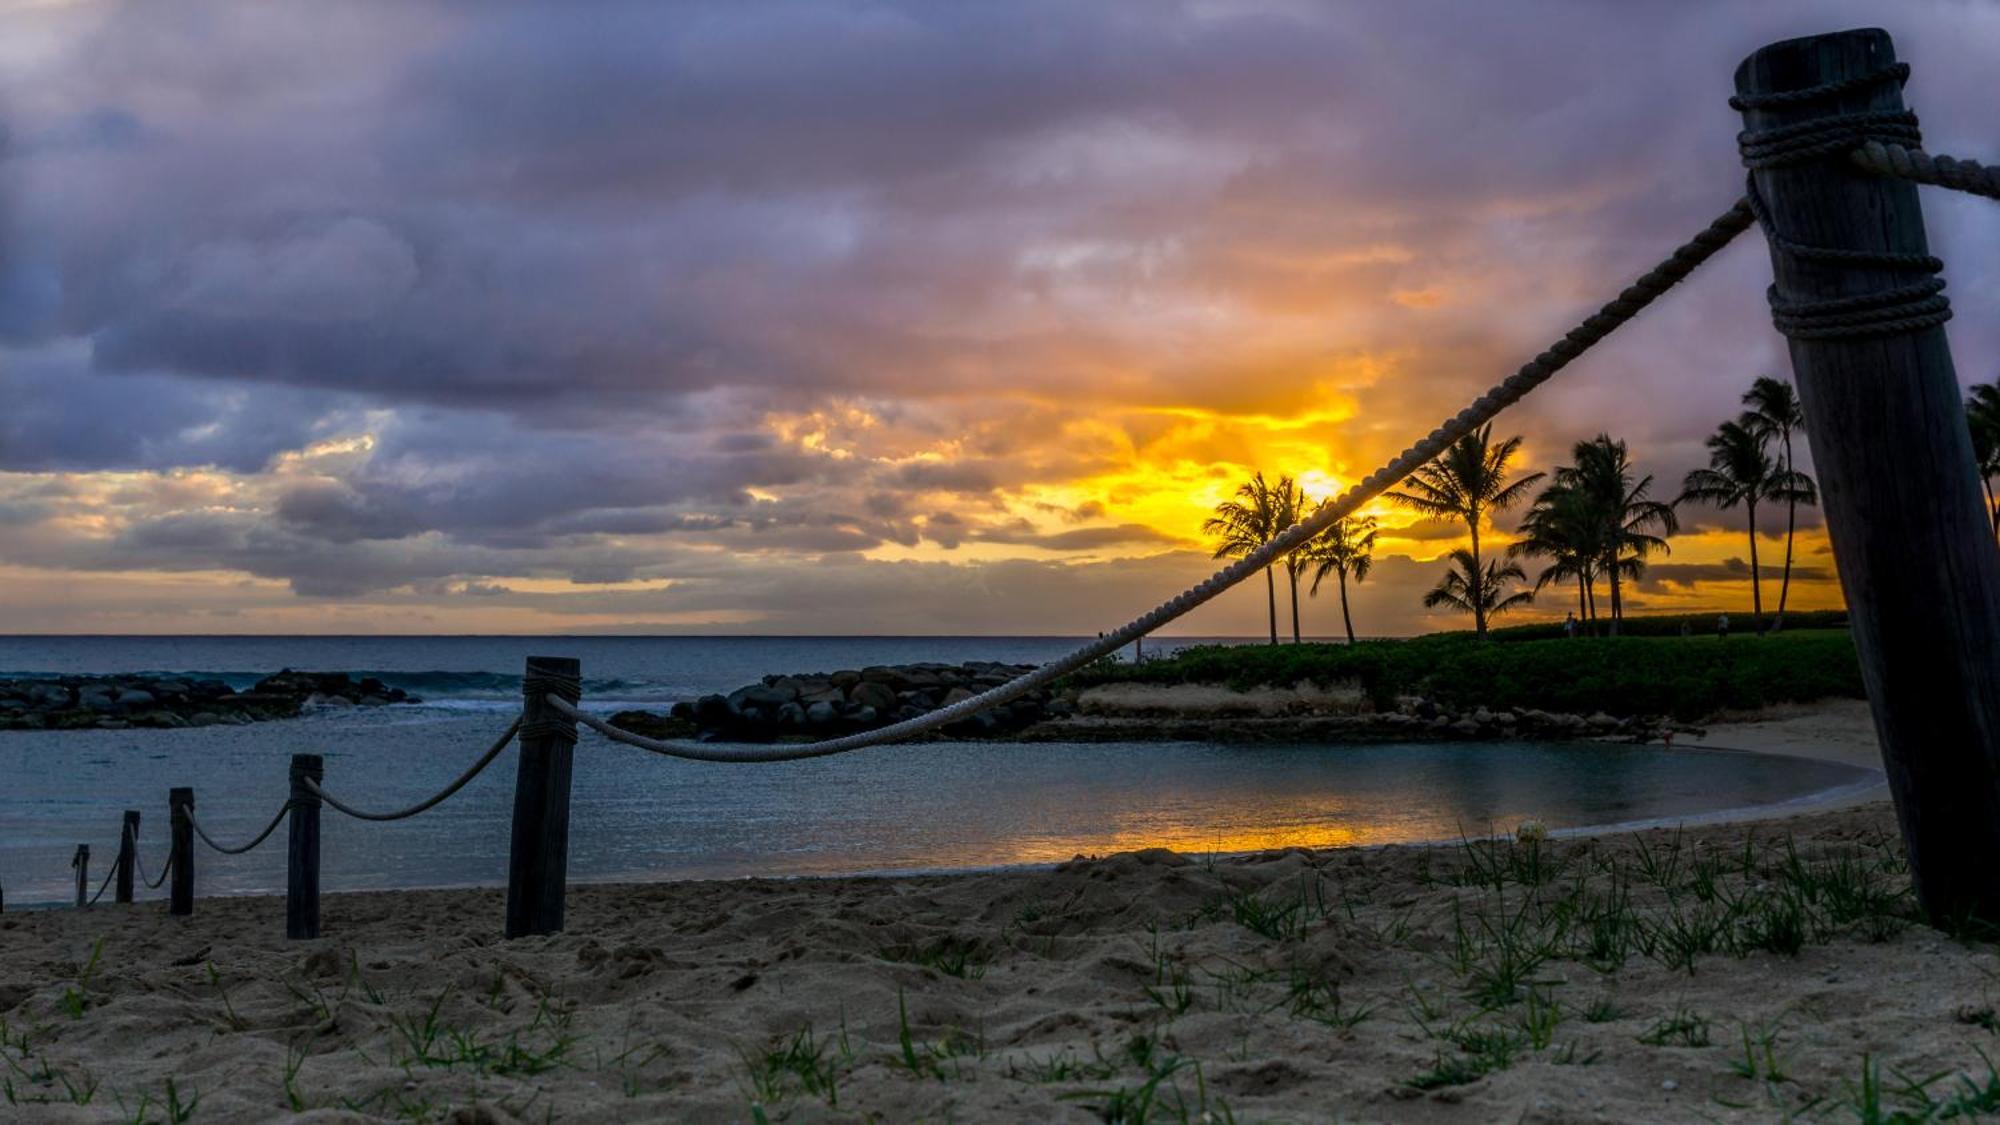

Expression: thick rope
xmin=305 ymin=715 xmax=521 ymax=822
xmin=1852 ymin=142 xmax=2000 ymax=203
xmin=188 ymin=802 xmax=295 ymax=856
xmin=1737 ymin=62 xmax=1950 ymax=341
xmin=130 ymin=817 xmax=172 ymax=890
xmin=85 ymin=860 xmax=116 ymax=906
xmin=521 ymin=670 xmax=581 ymax=744
xmin=552 ymin=198 xmax=1755 ymax=764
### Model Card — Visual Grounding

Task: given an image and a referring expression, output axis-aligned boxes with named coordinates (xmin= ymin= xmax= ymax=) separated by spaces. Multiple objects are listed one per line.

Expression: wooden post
xmin=287 ymin=754 xmax=323 ymax=940
xmin=1738 ymin=29 xmax=2000 ymax=922
xmin=71 ymin=845 xmax=89 ymax=908
xmin=116 ymin=810 xmax=139 ymax=904
xmin=169 ymin=787 xmax=194 ymax=916
xmin=506 ymin=656 xmax=579 ymax=939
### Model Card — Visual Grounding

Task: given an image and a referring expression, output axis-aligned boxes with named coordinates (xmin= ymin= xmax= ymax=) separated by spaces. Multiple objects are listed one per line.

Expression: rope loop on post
xmin=1729 ymin=61 xmax=1909 ymax=111
xmin=520 ymin=669 xmax=581 ymax=744
xmin=1737 ymin=61 xmax=1951 ymax=342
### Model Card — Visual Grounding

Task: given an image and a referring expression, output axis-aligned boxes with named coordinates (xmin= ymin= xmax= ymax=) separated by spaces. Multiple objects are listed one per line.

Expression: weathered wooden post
xmin=506 ymin=656 xmax=580 ymax=938
xmin=71 ymin=845 xmax=89 ymax=908
xmin=116 ymin=810 xmax=139 ymax=904
xmin=1737 ymin=28 xmax=2000 ymax=922
xmin=287 ymin=754 xmax=323 ymax=940
xmin=169 ymin=787 xmax=194 ymax=916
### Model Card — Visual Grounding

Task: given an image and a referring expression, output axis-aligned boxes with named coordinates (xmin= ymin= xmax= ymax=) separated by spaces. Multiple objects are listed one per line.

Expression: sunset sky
xmin=1 ymin=1 xmax=1996 ymax=636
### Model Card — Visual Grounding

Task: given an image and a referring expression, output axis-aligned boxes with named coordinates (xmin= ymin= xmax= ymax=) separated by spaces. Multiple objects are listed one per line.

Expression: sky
xmin=0 ymin=0 xmax=1996 ymax=636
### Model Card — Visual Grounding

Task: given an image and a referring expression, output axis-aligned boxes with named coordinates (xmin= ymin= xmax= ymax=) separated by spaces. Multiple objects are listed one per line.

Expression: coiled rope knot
xmin=522 ymin=668 xmax=582 ymax=742
xmin=1736 ymin=60 xmax=1949 ymax=341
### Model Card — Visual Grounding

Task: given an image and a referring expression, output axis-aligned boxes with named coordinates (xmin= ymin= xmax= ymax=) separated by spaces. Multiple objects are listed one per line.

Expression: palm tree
xmin=1965 ymin=381 xmax=2000 ymax=542
xmin=1560 ymin=435 xmax=1679 ymax=634
xmin=1743 ymin=377 xmax=1816 ymax=630
xmin=1423 ymin=549 xmax=1535 ymax=626
xmin=1387 ymin=425 xmax=1545 ymax=637
xmin=1204 ymin=472 xmax=1285 ymax=645
xmin=1272 ymin=475 xmax=1308 ymax=644
xmin=1679 ymin=414 xmax=1814 ymax=631
xmin=1303 ymin=510 xmax=1378 ymax=644
xmin=1510 ymin=483 xmax=1601 ymax=628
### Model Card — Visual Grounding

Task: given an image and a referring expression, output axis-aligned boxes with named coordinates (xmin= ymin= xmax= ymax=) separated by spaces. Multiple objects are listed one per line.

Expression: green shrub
xmin=1066 ymin=618 xmax=1862 ymax=722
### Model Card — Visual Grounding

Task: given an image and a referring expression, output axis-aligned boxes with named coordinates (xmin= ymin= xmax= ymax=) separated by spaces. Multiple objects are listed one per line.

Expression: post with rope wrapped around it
xmin=116 ymin=810 xmax=139 ymax=904
xmin=506 ymin=656 xmax=580 ymax=939
xmin=1736 ymin=28 xmax=2000 ymax=923
xmin=287 ymin=754 xmax=323 ymax=940
xmin=169 ymin=787 xmax=194 ymax=916
xmin=71 ymin=845 xmax=88 ymax=909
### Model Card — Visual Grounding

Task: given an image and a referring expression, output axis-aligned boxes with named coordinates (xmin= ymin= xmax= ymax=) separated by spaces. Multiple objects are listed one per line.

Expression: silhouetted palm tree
xmin=1560 ymin=435 xmax=1678 ymax=634
xmin=1423 ymin=549 xmax=1534 ymax=626
xmin=1965 ymin=381 xmax=2000 ymax=542
xmin=1510 ymin=482 xmax=1601 ymax=628
xmin=1679 ymin=414 xmax=1814 ymax=631
xmin=1743 ymin=377 xmax=1816 ymax=631
xmin=1388 ymin=425 xmax=1544 ymax=637
xmin=1303 ymin=509 xmax=1378 ymax=644
xmin=1204 ymin=472 xmax=1285 ymax=645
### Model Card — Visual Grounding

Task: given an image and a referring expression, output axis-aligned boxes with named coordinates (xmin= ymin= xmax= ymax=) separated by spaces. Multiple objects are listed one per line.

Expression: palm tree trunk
xmin=1746 ymin=500 xmax=1763 ymax=631
xmin=1775 ymin=432 xmax=1796 ymax=632
xmin=1577 ymin=574 xmax=1587 ymax=626
xmin=1288 ymin=567 xmax=1301 ymax=644
xmin=1608 ymin=551 xmax=1622 ymax=637
xmin=1983 ymin=474 xmax=1999 ymax=544
xmin=1263 ymin=566 xmax=1277 ymax=646
xmin=1340 ymin=570 xmax=1356 ymax=645
xmin=1469 ymin=519 xmax=1485 ymax=637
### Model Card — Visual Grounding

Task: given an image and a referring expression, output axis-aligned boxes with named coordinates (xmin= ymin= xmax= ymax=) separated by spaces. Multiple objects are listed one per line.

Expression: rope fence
xmin=19 ymin=28 xmax=2000 ymax=934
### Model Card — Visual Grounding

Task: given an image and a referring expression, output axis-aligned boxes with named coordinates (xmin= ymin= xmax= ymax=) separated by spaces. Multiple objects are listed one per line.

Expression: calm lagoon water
xmin=0 ymin=636 xmax=1876 ymax=906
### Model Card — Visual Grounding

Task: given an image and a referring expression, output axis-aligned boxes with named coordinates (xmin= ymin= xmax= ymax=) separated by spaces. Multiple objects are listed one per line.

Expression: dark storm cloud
xmin=0 ymin=0 xmax=1993 ymax=626
xmin=1637 ymin=559 xmax=1833 ymax=592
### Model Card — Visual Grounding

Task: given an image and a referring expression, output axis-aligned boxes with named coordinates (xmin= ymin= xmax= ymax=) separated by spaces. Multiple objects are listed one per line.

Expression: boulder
xmin=848 ymin=681 xmax=898 ymax=712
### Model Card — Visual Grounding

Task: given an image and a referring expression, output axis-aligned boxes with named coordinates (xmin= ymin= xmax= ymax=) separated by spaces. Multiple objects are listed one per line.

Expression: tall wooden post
xmin=1737 ymin=28 xmax=2000 ymax=922
xmin=287 ymin=754 xmax=323 ymax=940
xmin=506 ymin=656 xmax=579 ymax=938
xmin=169 ymin=787 xmax=194 ymax=916
xmin=71 ymin=845 xmax=89 ymax=908
xmin=116 ymin=810 xmax=139 ymax=904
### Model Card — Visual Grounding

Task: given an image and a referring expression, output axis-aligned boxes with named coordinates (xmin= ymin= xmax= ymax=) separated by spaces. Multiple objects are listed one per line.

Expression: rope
xmin=520 ymin=671 xmax=581 ymax=744
xmin=1736 ymin=62 xmax=1951 ymax=341
xmin=305 ymin=715 xmax=521 ymax=822
xmin=188 ymin=802 xmax=295 ymax=856
xmin=1729 ymin=62 xmax=1910 ymax=111
xmin=85 ymin=861 xmax=116 ymax=906
xmin=1852 ymin=142 xmax=2000 ymax=203
xmin=141 ymin=851 xmax=172 ymax=891
xmin=551 ymin=198 xmax=1755 ymax=764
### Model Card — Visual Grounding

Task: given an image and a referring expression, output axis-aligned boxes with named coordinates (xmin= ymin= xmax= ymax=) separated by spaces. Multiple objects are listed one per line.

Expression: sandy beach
xmin=8 ymin=701 xmax=1988 ymax=1124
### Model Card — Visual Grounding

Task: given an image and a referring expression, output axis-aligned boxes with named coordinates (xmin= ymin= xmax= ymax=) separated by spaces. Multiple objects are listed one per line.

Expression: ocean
xmin=0 ymin=635 xmax=1874 ymax=907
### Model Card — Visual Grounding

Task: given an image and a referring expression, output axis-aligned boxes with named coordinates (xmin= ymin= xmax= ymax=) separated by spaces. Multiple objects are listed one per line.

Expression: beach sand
xmin=9 ymin=701 xmax=1991 ymax=1124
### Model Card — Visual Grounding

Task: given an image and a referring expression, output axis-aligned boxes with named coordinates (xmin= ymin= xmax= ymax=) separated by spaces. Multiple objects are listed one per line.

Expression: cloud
xmin=0 ymin=0 xmax=1987 ymax=631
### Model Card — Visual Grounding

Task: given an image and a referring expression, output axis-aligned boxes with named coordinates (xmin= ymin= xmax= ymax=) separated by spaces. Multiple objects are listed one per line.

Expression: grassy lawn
xmin=1071 ymin=615 xmax=1863 ymax=722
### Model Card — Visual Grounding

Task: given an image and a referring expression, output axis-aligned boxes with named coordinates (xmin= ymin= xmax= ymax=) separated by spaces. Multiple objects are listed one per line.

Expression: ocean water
xmin=0 ymin=636 xmax=1875 ymax=907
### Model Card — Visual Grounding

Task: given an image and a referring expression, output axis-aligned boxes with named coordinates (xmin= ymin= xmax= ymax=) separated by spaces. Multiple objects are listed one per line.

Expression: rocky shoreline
xmin=609 ymin=661 xmax=1067 ymax=742
xmin=607 ymin=660 xmax=1685 ymax=745
xmin=0 ymin=671 xmax=418 ymax=731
